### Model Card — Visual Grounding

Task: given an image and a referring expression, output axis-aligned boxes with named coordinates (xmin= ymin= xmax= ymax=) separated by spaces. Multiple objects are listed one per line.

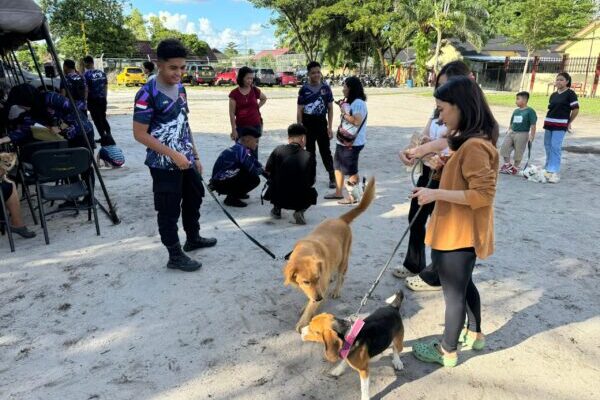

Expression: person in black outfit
xmin=83 ymin=56 xmax=113 ymax=144
xmin=209 ymin=134 xmax=264 ymax=208
xmin=264 ymin=123 xmax=317 ymax=225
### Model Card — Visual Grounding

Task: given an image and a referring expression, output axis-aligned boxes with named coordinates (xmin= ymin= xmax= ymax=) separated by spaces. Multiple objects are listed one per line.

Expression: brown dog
xmin=301 ymin=292 xmax=405 ymax=400
xmin=284 ymin=177 xmax=375 ymax=332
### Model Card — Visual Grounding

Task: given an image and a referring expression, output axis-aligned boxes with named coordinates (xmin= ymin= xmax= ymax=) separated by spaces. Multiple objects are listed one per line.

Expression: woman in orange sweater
xmin=411 ymin=76 xmax=499 ymax=367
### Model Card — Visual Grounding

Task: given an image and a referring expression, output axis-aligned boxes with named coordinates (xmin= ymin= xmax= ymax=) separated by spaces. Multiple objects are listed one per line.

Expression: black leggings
xmin=433 ymin=247 xmax=481 ymax=352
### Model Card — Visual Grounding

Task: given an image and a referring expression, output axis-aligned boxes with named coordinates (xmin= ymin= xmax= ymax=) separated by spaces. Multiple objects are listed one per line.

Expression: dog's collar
xmin=339 ymin=319 xmax=365 ymax=359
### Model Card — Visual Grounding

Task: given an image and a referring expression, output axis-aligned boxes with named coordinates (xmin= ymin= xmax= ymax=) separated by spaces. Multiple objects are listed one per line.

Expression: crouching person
xmin=265 ymin=123 xmax=317 ymax=224
xmin=209 ymin=133 xmax=264 ymax=207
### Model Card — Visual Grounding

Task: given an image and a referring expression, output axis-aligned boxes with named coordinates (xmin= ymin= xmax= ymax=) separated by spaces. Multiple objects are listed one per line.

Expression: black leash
xmin=351 ymin=153 xmax=437 ymax=319
xmin=523 ymin=140 xmax=533 ymax=170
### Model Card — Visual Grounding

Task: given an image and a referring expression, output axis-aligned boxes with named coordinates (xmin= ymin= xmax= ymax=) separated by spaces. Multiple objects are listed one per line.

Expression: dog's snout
xmin=314 ymin=294 xmax=323 ymax=302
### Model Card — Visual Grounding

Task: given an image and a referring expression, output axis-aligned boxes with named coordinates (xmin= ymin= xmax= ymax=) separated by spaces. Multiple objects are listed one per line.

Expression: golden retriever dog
xmin=0 ymin=152 xmax=17 ymax=182
xmin=284 ymin=177 xmax=375 ymax=332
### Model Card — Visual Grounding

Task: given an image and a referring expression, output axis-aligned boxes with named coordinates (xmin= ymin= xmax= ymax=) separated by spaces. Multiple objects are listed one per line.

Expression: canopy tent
xmin=0 ymin=0 xmax=120 ymax=224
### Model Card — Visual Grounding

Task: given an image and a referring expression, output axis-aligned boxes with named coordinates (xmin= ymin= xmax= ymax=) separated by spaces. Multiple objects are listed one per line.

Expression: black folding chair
xmin=31 ymin=148 xmax=100 ymax=244
xmin=16 ymin=140 xmax=68 ymax=224
xmin=0 ymin=185 xmax=15 ymax=252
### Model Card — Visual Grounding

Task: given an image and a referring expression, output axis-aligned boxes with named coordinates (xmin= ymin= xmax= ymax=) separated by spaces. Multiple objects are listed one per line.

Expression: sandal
xmin=413 ymin=340 xmax=457 ymax=368
xmin=392 ymin=266 xmax=416 ymax=279
xmin=324 ymin=193 xmax=344 ymax=200
xmin=337 ymin=198 xmax=357 ymax=205
xmin=459 ymin=327 xmax=486 ymax=350
xmin=405 ymin=275 xmax=442 ymax=292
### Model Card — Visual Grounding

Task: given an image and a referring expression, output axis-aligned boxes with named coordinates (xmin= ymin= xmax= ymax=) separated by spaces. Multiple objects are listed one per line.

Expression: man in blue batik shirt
xmin=133 ymin=39 xmax=217 ymax=272
xmin=83 ymin=56 xmax=114 ymax=144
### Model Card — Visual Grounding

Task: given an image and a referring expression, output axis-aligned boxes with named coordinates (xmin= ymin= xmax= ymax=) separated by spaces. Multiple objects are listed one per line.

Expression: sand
xmin=1 ymin=86 xmax=599 ymax=400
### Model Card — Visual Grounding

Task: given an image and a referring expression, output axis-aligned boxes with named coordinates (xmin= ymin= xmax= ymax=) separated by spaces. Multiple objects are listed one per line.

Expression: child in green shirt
xmin=500 ymin=91 xmax=537 ymax=175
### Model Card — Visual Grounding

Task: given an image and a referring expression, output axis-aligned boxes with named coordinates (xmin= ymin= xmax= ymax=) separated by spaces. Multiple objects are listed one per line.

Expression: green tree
xmin=126 ymin=8 xmax=148 ymax=41
xmin=41 ymin=0 xmax=136 ymax=58
xmin=224 ymin=42 xmax=239 ymax=58
xmin=147 ymin=16 xmax=210 ymax=58
xmin=248 ymin=48 xmax=256 ymax=56
xmin=499 ymin=0 xmax=596 ymax=90
xmin=15 ymin=44 xmax=49 ymax=70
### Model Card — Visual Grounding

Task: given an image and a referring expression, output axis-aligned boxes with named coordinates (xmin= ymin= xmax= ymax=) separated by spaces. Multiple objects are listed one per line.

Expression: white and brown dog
xmin=300 ymin=292 xmax=405 ymax=400
xmin=284 ymin=177 xmax=376 ymax=332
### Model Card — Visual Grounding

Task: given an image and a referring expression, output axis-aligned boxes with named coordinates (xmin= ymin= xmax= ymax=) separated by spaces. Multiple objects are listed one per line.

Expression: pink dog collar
xmin=339 ymin=319 xmax=365 ymax=359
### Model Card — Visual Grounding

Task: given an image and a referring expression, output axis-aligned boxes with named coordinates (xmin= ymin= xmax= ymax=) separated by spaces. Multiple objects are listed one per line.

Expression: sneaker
xmin=509 ymin=165 xmax=519 ymax=175
xmin=392 ymin=266 xmax=416 ymax=279
xmin=183 ymin=236 xmax=217 ymax=252
xmin=499 ymin=163 xmax=512 ymax=174
xmin=548 ymin=173 xmax=560 ymax=183
xmin=224 ymin=196 xmax=247 ymax=207
xmin=271 ymin=206 xmax=282 ymax=219
xmin=239 ymin=194 xmax=250 ymax=200
xmin=293 ymin=210 xmax=306 ymax=225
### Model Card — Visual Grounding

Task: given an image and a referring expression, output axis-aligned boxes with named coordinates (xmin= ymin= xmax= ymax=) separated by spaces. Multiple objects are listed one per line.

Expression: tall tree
xmin=126 ymin=8 xmax=148 ymax=41
xmin=499 ymin=0 xmax=596 ymax=90
xmin=224 ymin=42 xmax=239 ymax=58
xmin=41 ymin=0 xmax=136 ymax=58
xmin=147 ymin=16 xmax=210 ymax=58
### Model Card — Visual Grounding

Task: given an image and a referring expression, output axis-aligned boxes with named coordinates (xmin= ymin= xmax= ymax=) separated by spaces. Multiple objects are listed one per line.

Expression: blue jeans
xmin=544 ymin=130 xmax=566 ymax=173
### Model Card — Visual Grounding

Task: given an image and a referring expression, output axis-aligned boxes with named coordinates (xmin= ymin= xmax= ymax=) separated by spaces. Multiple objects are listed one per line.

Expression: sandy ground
xmin=1 ymin=86 xmax=599 ymax=400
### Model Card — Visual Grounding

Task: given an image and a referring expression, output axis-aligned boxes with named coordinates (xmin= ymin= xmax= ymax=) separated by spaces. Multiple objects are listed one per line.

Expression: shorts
xmin=334 ymin=144 xmax=364 ymax=176
xmin=1 ymin=180 xmax=14 ymax=201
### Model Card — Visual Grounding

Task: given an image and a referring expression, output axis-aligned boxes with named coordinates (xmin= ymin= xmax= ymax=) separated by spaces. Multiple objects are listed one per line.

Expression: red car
xmin=215 ymin=68 xmax=239 ymax=85
xmin=276 ymin=71 xmax=298 ymax=87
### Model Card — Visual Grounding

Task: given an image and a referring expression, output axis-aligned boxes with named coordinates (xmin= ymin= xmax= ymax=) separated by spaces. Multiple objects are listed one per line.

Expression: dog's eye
xmin=302 ymin=280 xmax=310 ymax=285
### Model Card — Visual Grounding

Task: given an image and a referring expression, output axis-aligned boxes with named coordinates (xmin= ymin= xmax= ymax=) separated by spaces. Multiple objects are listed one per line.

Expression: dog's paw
xmin=393 ymin=358 xmax=404 ymax=371
xmin=295 ymin=321 xmax=307 ymax=333
xmin=329 ymin=362 xmax=347 ymax=377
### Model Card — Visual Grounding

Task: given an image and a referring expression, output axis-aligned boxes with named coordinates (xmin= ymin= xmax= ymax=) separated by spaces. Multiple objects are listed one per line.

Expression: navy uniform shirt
xmin=83 ymin=69 xmax=108 ymax=99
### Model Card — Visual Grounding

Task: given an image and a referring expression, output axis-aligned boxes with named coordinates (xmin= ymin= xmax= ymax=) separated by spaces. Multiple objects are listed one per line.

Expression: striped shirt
xmin=543 ymin=89 xmax=579 ymax=131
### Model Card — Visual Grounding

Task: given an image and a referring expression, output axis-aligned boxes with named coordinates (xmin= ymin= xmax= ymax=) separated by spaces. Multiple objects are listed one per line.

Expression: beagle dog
xmin=301 ymin=292 xmax=405 ymax=400
xmin=284 ymin=177 xmax=376 ymax=332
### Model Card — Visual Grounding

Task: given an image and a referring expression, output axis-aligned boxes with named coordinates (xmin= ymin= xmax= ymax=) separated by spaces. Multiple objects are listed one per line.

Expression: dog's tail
xmin=339 ymin=177 xmax=375 ymax=224
xmin=385 ymin=291 xmax=404 ymax=309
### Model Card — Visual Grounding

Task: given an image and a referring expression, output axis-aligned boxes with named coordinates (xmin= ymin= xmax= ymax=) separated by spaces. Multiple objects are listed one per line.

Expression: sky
xmin=128 ymin=0 xmax=278 ymax=52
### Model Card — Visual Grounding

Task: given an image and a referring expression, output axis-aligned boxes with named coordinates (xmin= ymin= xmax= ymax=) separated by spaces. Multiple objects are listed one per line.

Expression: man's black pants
xmin=211 ymin=169 xmax=260 ymax=198
xmin=302 ymin=114 xmax=333 ymax=173
xmin=150 ymin=168 xmax=204 ymax=247
xmin=88 ymin=97 xmax=112 ymax=141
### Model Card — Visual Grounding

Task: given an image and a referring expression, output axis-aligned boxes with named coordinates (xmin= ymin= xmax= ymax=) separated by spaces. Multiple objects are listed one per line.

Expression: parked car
xmin=185 ymin=64 xmax=216 ymax=86
xmin=253 ymin=68 xmax=276 ymax=86
xmin=116 ymin=67 xmax=146 ymax=86
xmin=0 ymin=62 xmax=61 ymax=92
xmin=276 ymin=71 xmax=298 ymax=87
xmin=215 ymin=68 xmax=239 ymax=85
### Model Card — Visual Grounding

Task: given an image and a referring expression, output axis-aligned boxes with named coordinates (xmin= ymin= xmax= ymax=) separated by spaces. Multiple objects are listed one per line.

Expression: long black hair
xmin=557 ymin=72 xmax=572 ymax=88
xmin=433 ymin=61 xmax=472 ymax=120
xmin=237 ymin=66 xmax=254 ymax=87
xmin=344 ymin=76 xmax=366 ymax=104
xmin=6 ymin=84 xmax=50 ymax=125
xmin=434 ymin=76 xmax=499 ymax=150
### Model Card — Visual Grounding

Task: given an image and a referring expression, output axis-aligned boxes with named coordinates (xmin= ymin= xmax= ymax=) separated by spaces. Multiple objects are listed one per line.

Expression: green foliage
xmin=15 ymin=44 xmax=49 ymax=70
xmin=413 ymin=31 xmax=431 ymax=85
xmin=224 ymin=42 xmax=239 ymax=58
xmin=40 ymin=0 xmax=136 ymax=58
xmin=147 ymin=16 xmax=211 ymax=58
xmin=126 ymin=8 xmax=148 ymax=41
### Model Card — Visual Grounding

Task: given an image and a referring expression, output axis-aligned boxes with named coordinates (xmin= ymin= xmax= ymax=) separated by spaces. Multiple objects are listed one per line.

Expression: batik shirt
xmin=60 ymin=72 xmax=87 ymax=103
xmin=45 ymin=92 xmax=93 ymax=139
xmin=133 ymin=79 xmax=194 ymax=170
xmin=297 ymin=82 xmax=333 ymax=116
xmin=83 ymin=69 xmax=108 ymax=99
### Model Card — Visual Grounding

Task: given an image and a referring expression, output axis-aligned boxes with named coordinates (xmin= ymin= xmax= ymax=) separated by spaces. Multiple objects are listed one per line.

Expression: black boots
xmin=166 ymin=243 xmax=202 ymax=272
xmin=183 ymin=236 xmax=217 ymax=252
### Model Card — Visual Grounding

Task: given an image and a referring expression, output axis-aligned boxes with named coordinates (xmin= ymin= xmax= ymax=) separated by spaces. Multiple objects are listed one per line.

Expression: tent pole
xmin=42 ymin=21 xmax=121 ymax=225
xmin=27 ymin=41 xmax=47 ymax=92
xmin=6 ymin=52 xmax=23 ymax=84
xmin=2 ymin=54 xmax=18 ymax=86
xmin=10 ymin=50 xmax=26 ymax=83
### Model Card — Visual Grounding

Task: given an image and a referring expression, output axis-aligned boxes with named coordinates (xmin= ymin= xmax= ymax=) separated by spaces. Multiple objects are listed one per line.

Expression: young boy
xmin=297 ymin=61 xmax=335 ymax=188
xmin=61 ymin=59 xmax=87 ymax=103
xmin=265 ymin=123 xmax=317 ymax=225
xmin=133 ymin=39 xmax=216 ymax=272
xmin=500 ymin=91 xmax=537 ymax=174
xmin=83 ymin=56 xmax=112 ymax=144
xmin=209 ymin=132 xmax=264 ymax=208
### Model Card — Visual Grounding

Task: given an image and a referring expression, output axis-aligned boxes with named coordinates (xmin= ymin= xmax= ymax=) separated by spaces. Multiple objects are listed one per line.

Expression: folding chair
xmin=16 ymin=140 xmax=68 ymax=224
xmin=31 ymin=148 xmax=100 ymax=245
xmin=0 ymin=185 xmax=15 ymax=252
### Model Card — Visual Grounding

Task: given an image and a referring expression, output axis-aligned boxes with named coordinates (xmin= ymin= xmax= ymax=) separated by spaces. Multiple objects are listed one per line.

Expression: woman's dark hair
xmin=557 ymin=72 xmax=572 ymax=88
xmin=236 ymin=66 xmax=254 ymax=87
xmin=344 ymin=76 xmax=366 ymax=104
xmin=143 ymin=61 xmax=155 ymax=72
xmin=157 ymin=38 xmax=188 ymax=61
xmin=6 ymin=84 xmax=51 ymax=125
xmin=433 ymin=60 xmax=472 ymax=120
xmin=434 ymin=76 xmax=499 ymax=150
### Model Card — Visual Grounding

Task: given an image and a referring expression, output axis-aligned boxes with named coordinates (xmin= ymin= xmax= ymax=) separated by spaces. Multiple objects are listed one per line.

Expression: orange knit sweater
xmin=425 ymin=138 xmax=499 ymax=259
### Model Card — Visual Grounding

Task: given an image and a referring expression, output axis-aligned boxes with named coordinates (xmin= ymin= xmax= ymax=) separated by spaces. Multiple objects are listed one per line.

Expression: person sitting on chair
xmin=209 ymin=132 xmax=264 ymax=208
xmin=264 ymin=123 xmax=317 ymax=225
xmin=1 ymin=178 xmax=35 ymax=239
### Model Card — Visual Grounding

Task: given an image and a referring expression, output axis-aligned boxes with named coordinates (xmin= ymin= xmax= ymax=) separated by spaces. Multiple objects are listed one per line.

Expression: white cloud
xmin=144 ymin=11 xmax=274 ymax=51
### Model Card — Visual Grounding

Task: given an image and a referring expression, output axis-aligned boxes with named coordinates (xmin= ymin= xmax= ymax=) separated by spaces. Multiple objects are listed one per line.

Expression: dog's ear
xmin=323 ymin=328 xmax=343 ymax=363
xmin=283 ymin=262 xmax=297 ymax=286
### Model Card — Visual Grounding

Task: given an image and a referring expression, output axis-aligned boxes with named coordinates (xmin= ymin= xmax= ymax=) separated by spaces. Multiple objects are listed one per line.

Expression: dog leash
xmin=523 ymin=140 xmax=533 ymax=170
xmin=350 ymin=153 xmax=437 ymax=320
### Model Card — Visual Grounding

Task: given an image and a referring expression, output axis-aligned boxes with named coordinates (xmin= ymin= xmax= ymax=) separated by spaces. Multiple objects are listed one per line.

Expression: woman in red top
xmin=229 ymin=67 xmax=267 ymax=144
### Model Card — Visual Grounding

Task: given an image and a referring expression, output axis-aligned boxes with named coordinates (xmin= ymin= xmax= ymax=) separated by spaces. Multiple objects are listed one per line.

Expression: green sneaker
xmin=413 ymin=340 xmax=458 ymax=368
xmin=458 ymin=328 xmax=486 ymax=350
